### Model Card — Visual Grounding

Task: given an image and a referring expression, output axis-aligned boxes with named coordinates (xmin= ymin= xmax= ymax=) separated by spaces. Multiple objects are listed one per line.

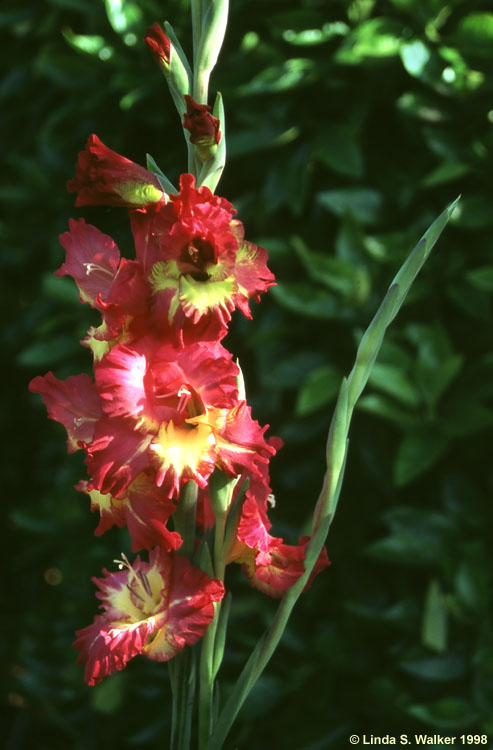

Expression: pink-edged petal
xmin=29 ymin=372 xmax=102 ymax=452
xmin=74 ymin=548 xmax=224 ymax=684
xmin=242 ymin=537 xmax=330 ymax=598
xmin=124 ymin=473 xmax=181 ymax=552
xmin=105 ymin=258 xmax=150 ymax=318
xmin=194 ymin=402 xmax=278 ymax=479
xmin=56 ymin=219 xmax=120 ymax=307
xmin=144 ymin=552 xmax=225 ymax=661
xmin=85 ymin=417 xmax=152 ymax=497
xmin=236 ymin=494 xmax=282 ymax=554
xmin=94 ymin=343 xmax=151 ymax=420
xmin=232 ymin=241 xmax=276 ymax=318
xmin=73 ymin=614 xmax=156 ymax=685
xmin=153 ymin=339 xmax=239 ymax=409
xmin=76 ymin=474 xmax=181 ymax=552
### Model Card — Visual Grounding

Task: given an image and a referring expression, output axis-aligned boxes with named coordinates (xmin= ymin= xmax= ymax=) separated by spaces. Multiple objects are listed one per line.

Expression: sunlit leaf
xmin=62 ymin=29 xmax=106 ymax=56
xmin=336 ymin=17 xmax=402 ymax=63
xmin=452 ymin=12 xmax=493 ymax=57
xmin=237 ymin=59 xmax=316 ymax=95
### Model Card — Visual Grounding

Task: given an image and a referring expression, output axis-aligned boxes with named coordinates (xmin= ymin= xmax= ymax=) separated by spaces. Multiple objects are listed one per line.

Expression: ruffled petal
xmin=73 ymin=615 xmax=156 ymax=685
xmin=241 ymin=537 xmax=330 ymax=598
xmin=195 ymin=402 xmax=278 ymax=479
xmin=85 ymin=417 xmax=152 ymax=497
xmin=29 ymin=372 xmax=102 ymax=452
xmin=144 ymin=553 xmax=225 ymax=661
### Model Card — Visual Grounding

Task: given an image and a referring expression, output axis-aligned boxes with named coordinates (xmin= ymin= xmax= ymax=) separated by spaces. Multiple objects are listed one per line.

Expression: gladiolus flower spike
xmin=29 ymin=10 xmax=331 ymax=739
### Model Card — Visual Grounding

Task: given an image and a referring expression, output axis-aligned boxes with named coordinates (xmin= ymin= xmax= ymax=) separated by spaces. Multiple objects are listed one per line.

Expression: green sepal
xmin=146 ymin=153 xmax=177 ymax=195
xmin=164 ymin=21 xmax=194 ymax=84
xmin=198 ymin=92 xmax=226 ymax=191
xmin=220 ymin=476 xmax=249 ymax=560
xmin=312 ymin=378 xmax=349 ymax=532
xmin=208 ymin=469 xmax=239 ymax=519
xmin=163 ymin=23 xmax=192 ymax=105
xmin=198 ymin=538 xmax=215 ymax=578
xmin=212 ymin=591 xmax=232 ymax=680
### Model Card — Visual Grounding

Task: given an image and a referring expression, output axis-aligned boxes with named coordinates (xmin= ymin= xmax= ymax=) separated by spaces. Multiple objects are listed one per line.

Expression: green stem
xmin=198 ymin=477 xmax=231 ymax=747
xmin=198 ymin=600 xmax=220 ymax=747
xmin=169 ymin=481 xmax=199 ymax=749
xmin=170 ymin=647 xmax=196 ymax=750
xmin=174 ymin=481 xmax=198 ymax=560
xmin=193 ymin=67 xmax=210 ymax=105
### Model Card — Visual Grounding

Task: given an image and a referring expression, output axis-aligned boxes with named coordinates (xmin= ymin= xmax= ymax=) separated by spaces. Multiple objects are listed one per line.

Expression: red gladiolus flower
xmin=183 ymin=95 xmax=221 ymax=161
xmin=239 ymin=536 xmax=330 ymax=598
xmin=131 ymin=174 xmax=275 ymax=335
xmin=67 ymin=134 xmax=164 ymax=208
xmin=73 ymin=548 xmax=225 ymax=685
xmin=226 ymin=473 xmax=330 ymax=596
xmin=85 ymin=337 xmax=241 ymax=498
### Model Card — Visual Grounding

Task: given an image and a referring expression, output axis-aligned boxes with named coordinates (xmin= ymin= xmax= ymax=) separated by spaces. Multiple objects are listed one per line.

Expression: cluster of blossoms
xmin=30 ymin=26 xmax=328 ymax=687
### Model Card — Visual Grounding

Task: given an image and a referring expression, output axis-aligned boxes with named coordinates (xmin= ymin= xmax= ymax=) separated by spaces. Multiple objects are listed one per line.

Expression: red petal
xmin=57 ymin=219 xmax=120 ymax=307
xmin=29 ymin=372 xmax=102 ymax=452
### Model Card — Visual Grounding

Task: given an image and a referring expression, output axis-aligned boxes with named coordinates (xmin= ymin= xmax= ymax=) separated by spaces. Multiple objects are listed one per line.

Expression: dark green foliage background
xmin=4 ymin=0 xmax=493 ymax=748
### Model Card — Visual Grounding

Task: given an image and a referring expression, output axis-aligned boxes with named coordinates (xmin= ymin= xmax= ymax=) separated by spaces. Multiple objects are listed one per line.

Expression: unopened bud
xmin=183 ymin=94 xmax=221 ymax=161
xmin=144 ymin=23 xmax=171 ymax=73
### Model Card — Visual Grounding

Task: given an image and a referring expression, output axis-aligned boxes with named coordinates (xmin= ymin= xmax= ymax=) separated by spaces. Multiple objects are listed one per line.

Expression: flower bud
xmin=144 ymin=22 xmax=191 ymax=102
xmin=183 ymin=94 xmax=221 ymax=161
xmin=144 ymin=23 xmax=171 ymax=74
xmin=67 ymin=135 xmax=165 ymax=208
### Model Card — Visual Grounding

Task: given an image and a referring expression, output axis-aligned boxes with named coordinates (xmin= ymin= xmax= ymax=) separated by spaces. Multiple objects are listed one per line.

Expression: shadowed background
xmin=4 ymin=0 xmax=493 ymax=748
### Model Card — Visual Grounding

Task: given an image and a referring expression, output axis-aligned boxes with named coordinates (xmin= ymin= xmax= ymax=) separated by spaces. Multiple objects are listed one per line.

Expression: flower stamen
xmin=83 ymin=262 xmax=115 ymax=278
